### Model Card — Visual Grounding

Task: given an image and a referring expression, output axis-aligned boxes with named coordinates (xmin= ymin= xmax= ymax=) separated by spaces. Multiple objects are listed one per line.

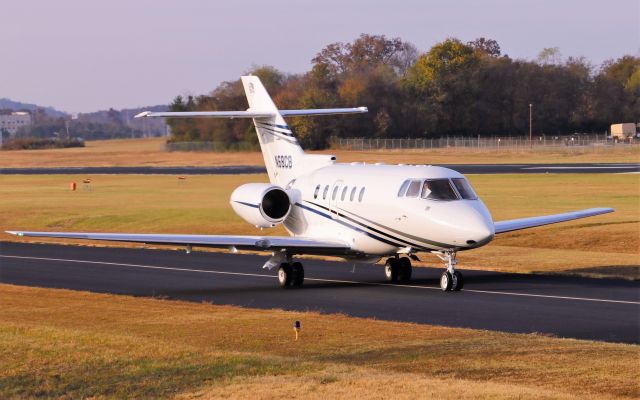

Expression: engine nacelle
xmin=230 ymin=183 xmax=292 ymax=228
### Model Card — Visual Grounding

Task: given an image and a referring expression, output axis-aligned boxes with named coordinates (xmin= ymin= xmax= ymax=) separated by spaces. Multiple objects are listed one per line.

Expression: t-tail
xmin=136 ymin=76 xmax=367 ymax=186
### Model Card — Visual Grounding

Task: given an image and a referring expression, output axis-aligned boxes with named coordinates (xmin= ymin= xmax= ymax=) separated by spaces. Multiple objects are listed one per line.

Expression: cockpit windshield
xmin=397 ymin=177 xmax=478 ymax=201
xmin=421 ymin=179 xmax=458 ymax=201
xmin=451 ymin=178 xmax=478 ymax=200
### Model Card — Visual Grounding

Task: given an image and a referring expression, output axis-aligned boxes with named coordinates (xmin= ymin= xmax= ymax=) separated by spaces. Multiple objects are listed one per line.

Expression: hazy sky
xmin=2 ymin=0 xmax=638 ymax=112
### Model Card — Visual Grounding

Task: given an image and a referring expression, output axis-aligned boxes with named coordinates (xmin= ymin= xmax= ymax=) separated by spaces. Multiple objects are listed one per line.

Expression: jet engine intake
xmin=230 ymin=183 xmax=292 ymax=228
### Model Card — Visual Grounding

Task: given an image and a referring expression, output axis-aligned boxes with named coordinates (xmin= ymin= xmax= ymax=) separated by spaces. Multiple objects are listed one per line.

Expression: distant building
xmin=0 ymin=111 xmax=32 ymax=148
xmin=0 ymin=111 xmax=32 ymax=135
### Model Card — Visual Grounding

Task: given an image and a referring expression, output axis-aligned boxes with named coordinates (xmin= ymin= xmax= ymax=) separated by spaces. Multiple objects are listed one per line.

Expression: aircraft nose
xmin=464 ymin=220 xmax=494 ymax=247
xmin=447 ymin=204 xmax=495 ymax=247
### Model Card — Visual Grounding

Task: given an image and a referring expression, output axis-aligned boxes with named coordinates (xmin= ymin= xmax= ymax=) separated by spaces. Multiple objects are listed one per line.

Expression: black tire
xmin=453 ymin=271 xmax=464 ymax=291
xmin=291 ymin=262 xmax=304 ymax=287
xmin=440 ymin=271 xmax=453 ymax=291
xmin=278 ymin=263 xmax=292 ymax=288
xmin=384 ymin=258 xmax=399 ymax=282
xmin=398 ymin=257 xmax=412 ymax=282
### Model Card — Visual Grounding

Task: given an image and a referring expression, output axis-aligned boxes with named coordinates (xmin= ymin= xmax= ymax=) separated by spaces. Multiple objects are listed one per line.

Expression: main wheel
xmin=398 ymin=257 xmax=412 ymax=282
xmin=453 ymin=271 xmax=464 ymax=291
xmin=440 ymin=271 xmax=453 ymax=291
xmin=278 ymin=263 xmax=292 ymax=288
xmin=384 ymin=258 xmax=399 ymax=282
xmin=291 ymin=262 xmax=304 ymax=287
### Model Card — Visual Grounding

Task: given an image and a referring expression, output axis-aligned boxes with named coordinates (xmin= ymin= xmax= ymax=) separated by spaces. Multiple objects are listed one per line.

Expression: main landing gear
xmin=435 ymin=251 xmax=463 ymax=292
xmin=277 ymin=261 xmax=305 ymax=288
xmin=384 ymin=257 xmax=413 ymax=283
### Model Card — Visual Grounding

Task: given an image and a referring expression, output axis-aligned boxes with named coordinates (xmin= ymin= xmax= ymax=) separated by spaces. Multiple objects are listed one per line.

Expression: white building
xmin=0 ymin=111 xmax=32 ymax=135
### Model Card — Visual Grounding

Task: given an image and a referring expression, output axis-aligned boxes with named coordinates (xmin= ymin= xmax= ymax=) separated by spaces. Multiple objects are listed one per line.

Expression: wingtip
xmin=5 ymin=231 xmax=22 ymax=236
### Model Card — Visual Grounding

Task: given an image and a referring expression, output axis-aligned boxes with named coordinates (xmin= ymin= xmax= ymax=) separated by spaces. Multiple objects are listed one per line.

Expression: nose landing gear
xmin=435 ymin=251 xmax=463 ymax=292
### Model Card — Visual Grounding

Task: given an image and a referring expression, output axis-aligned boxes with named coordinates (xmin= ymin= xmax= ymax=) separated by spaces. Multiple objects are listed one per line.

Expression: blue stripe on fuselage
xmin=294 ymin=202 xmax=402 ymax=247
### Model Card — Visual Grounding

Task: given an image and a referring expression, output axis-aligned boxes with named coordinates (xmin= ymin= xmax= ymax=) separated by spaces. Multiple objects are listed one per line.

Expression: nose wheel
xmin=436 ymin=251 xmax=463 ymax=291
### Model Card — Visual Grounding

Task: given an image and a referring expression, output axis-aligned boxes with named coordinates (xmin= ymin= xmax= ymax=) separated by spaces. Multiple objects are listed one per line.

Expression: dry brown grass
xmin=1 ymin=284 xmax=638 ymax=399
xmin=1 ymin=137 xmax=638 ymax=167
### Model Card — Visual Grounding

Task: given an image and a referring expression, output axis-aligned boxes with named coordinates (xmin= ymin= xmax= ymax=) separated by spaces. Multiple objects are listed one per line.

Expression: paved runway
xmin=1 ymin=163 xmax=639 ymax=175
xmin=1 ymin=241 xmax=638 ymax=344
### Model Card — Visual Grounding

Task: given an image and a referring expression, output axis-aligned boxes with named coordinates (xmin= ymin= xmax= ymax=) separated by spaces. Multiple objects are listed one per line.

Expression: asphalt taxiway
xmin=1 ymin=241 xmax=637 ymax=344
xmin=1 ymin=163 xmax=638 ymax=175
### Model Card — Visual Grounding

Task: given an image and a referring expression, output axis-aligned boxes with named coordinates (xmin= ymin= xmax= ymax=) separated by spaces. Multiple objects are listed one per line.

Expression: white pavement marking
xmin=523 ymin=166 xmax=638 ymax=170
xmin=1 ymin=254 xmax=638 ymax=306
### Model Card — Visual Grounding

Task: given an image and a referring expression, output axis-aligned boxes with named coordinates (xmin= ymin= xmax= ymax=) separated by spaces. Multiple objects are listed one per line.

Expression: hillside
xmin=0 ymin=98 xmax=68 ymax=118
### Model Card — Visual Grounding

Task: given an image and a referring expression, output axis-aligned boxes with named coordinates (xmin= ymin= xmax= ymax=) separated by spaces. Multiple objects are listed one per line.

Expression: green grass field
xmin=1 ymin=173 xmax=638 ymax=278
xmin=1 ymin=284 xmax=638 ymax=399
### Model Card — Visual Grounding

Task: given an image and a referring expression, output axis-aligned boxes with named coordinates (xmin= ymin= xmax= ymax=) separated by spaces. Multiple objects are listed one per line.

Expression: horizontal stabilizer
xmin=134 ymin=107 xmax=367 ymax=119
xmin=280 ymin=107 xmax=368 ymax=116
xmin=134 ymin=111 xmax=275 ymax=119
xmin=494 ymin=207 xmax=614 ymax=234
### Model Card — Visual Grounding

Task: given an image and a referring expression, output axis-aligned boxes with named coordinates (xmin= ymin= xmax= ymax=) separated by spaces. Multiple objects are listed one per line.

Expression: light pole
xmin=529 ymin=103 xmax=533 ymax=147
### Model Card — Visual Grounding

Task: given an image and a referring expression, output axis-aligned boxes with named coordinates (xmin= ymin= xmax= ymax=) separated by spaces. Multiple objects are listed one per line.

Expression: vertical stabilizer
xmin=241 ymin=76 xmax=304 ymax=186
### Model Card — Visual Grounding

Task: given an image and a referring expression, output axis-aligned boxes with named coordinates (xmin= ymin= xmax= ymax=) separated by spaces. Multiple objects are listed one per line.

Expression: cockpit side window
xmin=397 ymin=180 xmax=410 ymax=197
xmin=405 ymin=180 xmax=422 ymax=197
xmin=421 ymin=179 xmax=459 ymax=201
xmin=451 ymin=178 xmax=478 ymax=200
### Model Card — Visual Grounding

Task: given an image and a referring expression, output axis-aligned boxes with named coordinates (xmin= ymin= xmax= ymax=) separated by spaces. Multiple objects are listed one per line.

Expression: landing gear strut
xmin=277 ymin=261 xmax=304 ymax=288
xmin=384 ymin=257 xmax=413 ymax=283
xmin=435 ymin=251 xmax=463 ymax=292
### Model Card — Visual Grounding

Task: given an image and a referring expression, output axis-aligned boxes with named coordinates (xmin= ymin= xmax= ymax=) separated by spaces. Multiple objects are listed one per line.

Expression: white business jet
xmin=7 ymin=76 xmax=613 ymax=291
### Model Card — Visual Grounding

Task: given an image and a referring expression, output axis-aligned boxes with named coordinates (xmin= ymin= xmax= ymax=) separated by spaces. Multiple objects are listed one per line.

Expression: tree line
xmin=11 ymin=106 xmax=168 ymax=141
xmin=167 ymin=34 xmax=639 ymax=149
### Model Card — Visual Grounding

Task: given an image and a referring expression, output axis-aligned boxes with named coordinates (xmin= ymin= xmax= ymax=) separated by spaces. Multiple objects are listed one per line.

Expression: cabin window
xmin=322 ymin=185 xmax=329 ymax=200
xmin=313 ymin=184 xmax=320 ymax=199
xmin=332 ymin=185 xmax=339 ymax=201
xmin=397 ymin=180 xmax=410 ymax=197
xmin=405 ymin=180 xmax=422 ymax=197
xmin=350 ymin=186 xmax=356 ymax=201
xmin=451 ymin=178 xmax=478 ymax=200
xmin=358 ymin=187 xmax=365 ymax=202
xmin=421 ymin=179 xmax=459 ymax=201
xmin=341 ymin=186 xmax=348 ymax=201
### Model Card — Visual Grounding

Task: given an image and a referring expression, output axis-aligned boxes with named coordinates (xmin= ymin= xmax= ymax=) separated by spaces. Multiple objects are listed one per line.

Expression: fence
xmin=164 ymin=136 xmax=637 ymax=152
xmin=164 ymin=141 xmax=259 ymax=152
xmin=329 ymin=135 xmax=636 ymax=151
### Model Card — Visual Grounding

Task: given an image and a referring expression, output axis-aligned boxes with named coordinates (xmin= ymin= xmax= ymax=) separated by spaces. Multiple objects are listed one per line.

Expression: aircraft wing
xmin=493 ymin=207 xmax=614 ymax=234
xmin=5 ymin=231 xmax=351 ymax=255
